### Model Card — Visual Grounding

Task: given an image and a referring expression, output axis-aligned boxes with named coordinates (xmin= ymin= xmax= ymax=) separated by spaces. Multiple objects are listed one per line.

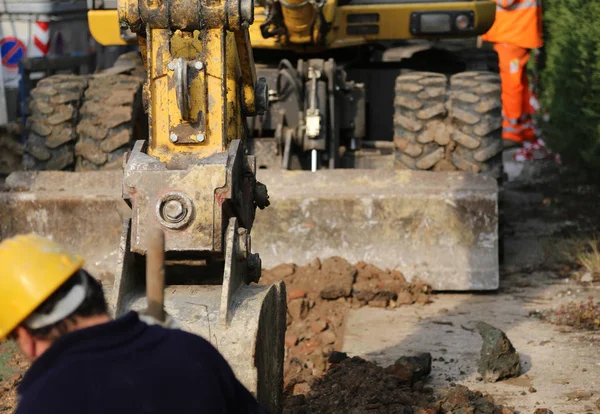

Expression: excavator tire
xmin=393 ymin=70 xmax=503 ymax=178
xmin=393 ymin=72 xmax=454 ymax=171
xmin=448 ymin=71 xmax=503 ymax=179
xmin=22 ymin=75 xmax=88 ymax=171
xmin=75 ymin=74 xmax=145 ymax=171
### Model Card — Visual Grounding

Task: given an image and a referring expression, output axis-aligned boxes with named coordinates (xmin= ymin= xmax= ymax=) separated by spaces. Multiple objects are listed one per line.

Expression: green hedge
xmin=541 ymin=0 xmax=600 ymax=167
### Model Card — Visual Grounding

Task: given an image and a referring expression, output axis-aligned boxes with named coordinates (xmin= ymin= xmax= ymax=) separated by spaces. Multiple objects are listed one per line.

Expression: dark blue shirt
xmin=16 ymin=312 xmax=266 ymax=414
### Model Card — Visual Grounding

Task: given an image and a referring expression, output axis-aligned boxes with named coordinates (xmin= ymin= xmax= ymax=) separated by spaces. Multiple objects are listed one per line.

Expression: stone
xmin=287 ymin=299 xmax=309 ymax=321
xmin=285 ymin=333 xmax=299 ymax=348
xmin=529 ymin=387 xmax=537 ymax=393
xmin=318 ymin=257 xmax=355 ymax=299
xmin=476 ymin=322 xmax=521 ymax=382
xmin=288 ymin=288 xmax=307 ymax=301
xmin=390 ymin=270 xmax=406 ymax=283
xmin=533 ymin=409 xmax=553 ymax=414
xmin=297 ymin=338 xmax=320 ymax=355
xmin=393 ymin=353 xmax=432 ymax=383
xmin=581 ymin=272 xmax=593 ymax=283
xmin=368 ymin=299 xmax=388 ymax=308
xmin=293 ymin=382 xmax=311 ymax=395
xmin=414 ymin=293 xmax=431 ymax=305
xmin=328 ymin=351 xmax=348 ymax=364
xmin=270 ymin=263 xmax=296 ymax=279
xmin=385 ymin=362 xmax=414 ymax=385
xmin=440 ymin=385 xmax=471 ymax=411
xmin=310 ymin=320 xmax=327 ymax=334
xmin=565 ymin=390 xmax=593 ymax=400
xmin=396 ymin=291 xmax=414 ymax=306
xmin=317 ymin=330 xmax=336 ymax=345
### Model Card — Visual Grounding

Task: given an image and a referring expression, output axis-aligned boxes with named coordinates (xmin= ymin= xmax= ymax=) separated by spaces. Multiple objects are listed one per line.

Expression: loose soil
xmin=0 ymin=342 xmax=27 ymax=413
xmin=284 ymin=356 xmax=513 ymax=414
xmin=260 ymin=257 xmax=432 ymax=395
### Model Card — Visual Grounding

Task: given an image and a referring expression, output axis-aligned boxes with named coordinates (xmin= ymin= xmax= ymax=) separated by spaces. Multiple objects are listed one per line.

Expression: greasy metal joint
xmin=156 ymin=192 xmax=194 ymax=229
xmin=118 ymin=0 xmax=254 ymax=31
xmin=254 ymin=77 xmax=269 ymax=116
xmin=247 ymin=253 xmax=261 ymax=283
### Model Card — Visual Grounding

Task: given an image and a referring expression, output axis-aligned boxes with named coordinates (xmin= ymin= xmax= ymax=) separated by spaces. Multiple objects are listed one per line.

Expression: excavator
xmin=0 ymin=0 xmax=502 ymax=411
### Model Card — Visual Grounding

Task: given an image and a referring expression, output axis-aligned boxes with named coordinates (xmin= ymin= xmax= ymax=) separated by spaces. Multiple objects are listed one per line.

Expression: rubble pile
xmin=260 ymin=257 xmax=432 ymax=394
xmin=530 ymin=297 xmax=600 ymax=331
xmin=283 ymin=356 xmax=514 ymax=414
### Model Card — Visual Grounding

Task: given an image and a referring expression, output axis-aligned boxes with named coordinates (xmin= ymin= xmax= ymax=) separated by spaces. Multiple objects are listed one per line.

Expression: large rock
xmin=476 ymin=322 xmax=521 ymax=382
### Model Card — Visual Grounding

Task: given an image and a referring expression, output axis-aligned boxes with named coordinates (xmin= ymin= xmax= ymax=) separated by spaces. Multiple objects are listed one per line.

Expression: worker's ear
xmin=14 ymin=326 xmax=36 ymax=361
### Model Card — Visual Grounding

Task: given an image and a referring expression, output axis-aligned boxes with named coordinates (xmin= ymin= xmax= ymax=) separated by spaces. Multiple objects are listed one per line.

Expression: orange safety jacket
xmin=482 ymin=0 xmax=543 ymax=50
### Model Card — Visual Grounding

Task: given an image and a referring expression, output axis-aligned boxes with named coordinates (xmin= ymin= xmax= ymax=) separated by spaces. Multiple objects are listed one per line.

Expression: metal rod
xmin=311 ymin=149 xmax=317 ymax=172
xmin=146 ymin=227 xmax=166 ymax=322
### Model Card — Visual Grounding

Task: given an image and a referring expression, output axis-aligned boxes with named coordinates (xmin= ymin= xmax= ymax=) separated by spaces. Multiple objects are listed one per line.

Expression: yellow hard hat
xmin=0 ymin=233 xmax=84 ymax=339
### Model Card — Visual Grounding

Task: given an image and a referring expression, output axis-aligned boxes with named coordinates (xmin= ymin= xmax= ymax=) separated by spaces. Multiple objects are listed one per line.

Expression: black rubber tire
xmin=393 ymin=72 xmax=457 ymax=171
xmin=75 ymin=74 xmax=146 ymax=171
xmin=22 ymin=75 xmax=88 ymax=171
xmin=448 ymin=71 xmax=503 ymax=179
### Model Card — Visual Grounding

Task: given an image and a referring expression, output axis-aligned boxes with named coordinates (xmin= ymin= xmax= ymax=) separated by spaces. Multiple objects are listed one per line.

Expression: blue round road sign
xmin=0 ymin=37 xmax=27 ymax=69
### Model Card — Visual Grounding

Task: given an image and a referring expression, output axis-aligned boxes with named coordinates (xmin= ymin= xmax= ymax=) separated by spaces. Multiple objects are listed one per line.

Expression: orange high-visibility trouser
xmin=494 ymin=43 xmax=536 ymax=142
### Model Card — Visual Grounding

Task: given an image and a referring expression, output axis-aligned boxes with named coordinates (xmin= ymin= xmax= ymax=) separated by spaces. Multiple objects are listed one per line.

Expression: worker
xmin=482 ymin=0 xmax=544 ymax=158
xmin=0 ymin=233 xmax=267 ymax=414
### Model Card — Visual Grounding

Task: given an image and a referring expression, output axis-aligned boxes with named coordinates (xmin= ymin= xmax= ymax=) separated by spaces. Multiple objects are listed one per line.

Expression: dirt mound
xmin=283 ymin=357 xmax=513 ymax=414
xmin=260 ymin=257 xmax=432 ymax=394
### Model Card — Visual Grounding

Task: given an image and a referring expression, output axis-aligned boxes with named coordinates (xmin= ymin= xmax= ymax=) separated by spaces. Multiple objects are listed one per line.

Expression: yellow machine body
xmin=89 ymin=0 xmax=496 ymax=51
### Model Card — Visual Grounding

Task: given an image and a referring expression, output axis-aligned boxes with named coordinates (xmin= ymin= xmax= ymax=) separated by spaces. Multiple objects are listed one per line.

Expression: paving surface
xmin=343 ymin=272 xmax=600 ymax=413
xmin=343 ymin=157 xmax=600 ymax=414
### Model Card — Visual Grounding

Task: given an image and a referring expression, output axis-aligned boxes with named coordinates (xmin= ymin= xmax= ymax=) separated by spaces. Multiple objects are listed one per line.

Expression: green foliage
xmin=541 ymin=0 xmax=600 ymax=167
